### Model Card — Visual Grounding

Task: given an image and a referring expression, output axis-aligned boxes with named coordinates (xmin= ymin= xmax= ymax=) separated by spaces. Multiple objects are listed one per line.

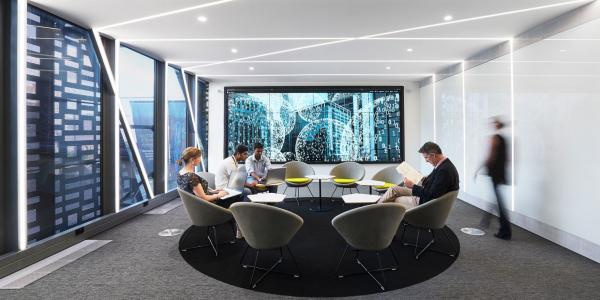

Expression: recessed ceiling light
xmin=249 ymin=66 xmax=255 ymax=71
xmin=444 ymin=15 xmax=453 ymax=21
xmin=230 ymin=48 xmax=238 ymax=53
xmin=559 ymin=49 xmax=567 ymax=52
xmin=197 ymin=16 xmax=207 ymax=22
xmin=406 ymin=48 xmax=413 ymax=52
xmin=386 ymin=66 xmax=391 ymax=70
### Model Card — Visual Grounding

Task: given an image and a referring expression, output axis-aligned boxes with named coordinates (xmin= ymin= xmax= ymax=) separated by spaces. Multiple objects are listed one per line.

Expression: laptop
xmin=221 ymin=166 xmax=246 ymax=199
xmin=263 ymin=167 xmax=286 ymax=186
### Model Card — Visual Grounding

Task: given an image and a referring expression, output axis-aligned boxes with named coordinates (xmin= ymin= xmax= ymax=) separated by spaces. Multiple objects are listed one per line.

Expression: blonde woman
xmin=177 ymin=147 xmax=229 ymax=207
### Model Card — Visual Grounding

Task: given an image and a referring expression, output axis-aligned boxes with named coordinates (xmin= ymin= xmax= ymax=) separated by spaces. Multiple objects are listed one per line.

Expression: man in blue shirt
xmin=245 ymin=142 xmax=277 ymax=193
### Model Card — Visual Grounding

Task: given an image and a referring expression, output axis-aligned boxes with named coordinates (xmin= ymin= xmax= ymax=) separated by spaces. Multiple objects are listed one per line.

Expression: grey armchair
xmin=230 ymin=202 xmax=304 ymax=289
xmin=399 ymin=191 xmax=459 ymax=259
xmin=329 ymin=162 xmax=365 ymax=201
xmin=282 ymin=161 xmax=315 ymax=206
xmin=331 ymin=203 xmax=406 ymax=291
xmin=371 ymin=165 xmax=404 ymax=194
xmin=177 ymin=189 xmax=236 ymax=256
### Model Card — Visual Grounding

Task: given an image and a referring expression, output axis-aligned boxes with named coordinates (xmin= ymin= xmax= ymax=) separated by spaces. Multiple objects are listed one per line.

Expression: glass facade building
xmin=25 ymin=6 xmax=103 ymax=243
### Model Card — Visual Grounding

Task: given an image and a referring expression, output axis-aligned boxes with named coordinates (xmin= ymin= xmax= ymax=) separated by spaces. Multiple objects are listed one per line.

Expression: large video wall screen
xmin=225 ymin=87 xmax=404 ymax=163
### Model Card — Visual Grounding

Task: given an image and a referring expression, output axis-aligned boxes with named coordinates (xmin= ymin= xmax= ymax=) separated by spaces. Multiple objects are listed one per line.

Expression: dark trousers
xmin=493 ymin=182 xmax=511 ymax=236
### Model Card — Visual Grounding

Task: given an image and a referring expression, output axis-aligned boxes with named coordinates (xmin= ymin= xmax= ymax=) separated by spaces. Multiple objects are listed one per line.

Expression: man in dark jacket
xmin=378 ymin=142 xmax=459 ymax=209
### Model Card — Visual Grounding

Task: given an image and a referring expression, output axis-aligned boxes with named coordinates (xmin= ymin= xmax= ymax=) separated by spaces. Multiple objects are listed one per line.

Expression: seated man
xmin=215 ymin=144 xmax=252 ymax=196
xmin=378 ymin=142 xmax=459 ymax=209
xmin=245 ymin=142 xmax=278 ymax=193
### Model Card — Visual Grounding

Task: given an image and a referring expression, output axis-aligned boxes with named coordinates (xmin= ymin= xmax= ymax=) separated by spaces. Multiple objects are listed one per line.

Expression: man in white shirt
xmin=245 ymin=142 xmax=277 ymax=193
xmin=215 ymin=144 xmax=249 ymax=189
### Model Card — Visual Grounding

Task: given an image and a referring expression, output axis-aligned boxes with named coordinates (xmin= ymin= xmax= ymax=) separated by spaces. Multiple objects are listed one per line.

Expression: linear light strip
xmin=17 ymin=0 xmax=28 ymax=251
xmin=113 ymin=39 xmax=121 ymax=212
xmin=461 ymin=61 xmax=467 ymax=192
xmin=186 ymin=0 xmax=589 ymax=70
xmin=122 ymin=37 xmax=508 ymax=42
xmin=163 ymin=62 xmax=169 ymax=193
xmin=193 ymin=77 xmax=199 ymax=148
xmin=433 ymin=74 xmax=437 ymax=142
xmin=97 ymin=0 xmax=235 ymax=30
xmin=193 ymin=73 xmax=432 ymax=77
xmin=509 ymin=39 xmax=516 ymax=212
xmin=173 ymin=59 xmax=463 ymax=64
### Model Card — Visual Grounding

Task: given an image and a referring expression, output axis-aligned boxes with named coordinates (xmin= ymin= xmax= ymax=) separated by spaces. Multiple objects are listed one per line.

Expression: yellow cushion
xmin=333 ymin=178 xmax=356 ymax=184
xmin=254 ymin=184 xmax=267 ymax=190
xmin=286 ymin=177 xmax=310 ymax=183
xmin=375 ymin=182 xmax=395 ymax=189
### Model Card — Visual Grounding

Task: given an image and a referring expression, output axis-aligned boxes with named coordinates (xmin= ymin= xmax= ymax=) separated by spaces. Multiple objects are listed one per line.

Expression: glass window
xmin=26 ymin=6 xmax=102 ymax=243
xmin=119 ymin=46 xmax=155 ymax=190
xmin=119 ymin=125 xmax=149 ymax=209
xmin=167 ymin=67 xmax=188 ymax=190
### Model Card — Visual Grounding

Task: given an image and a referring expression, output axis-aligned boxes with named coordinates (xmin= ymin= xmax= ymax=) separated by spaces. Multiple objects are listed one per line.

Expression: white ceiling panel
xmin=30 ymin=0 xmax=593 ymax=82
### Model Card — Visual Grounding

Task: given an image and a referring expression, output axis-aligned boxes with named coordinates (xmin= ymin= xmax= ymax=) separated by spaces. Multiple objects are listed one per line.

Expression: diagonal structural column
xmin=92 ymin=30 xmax=155 ymax=212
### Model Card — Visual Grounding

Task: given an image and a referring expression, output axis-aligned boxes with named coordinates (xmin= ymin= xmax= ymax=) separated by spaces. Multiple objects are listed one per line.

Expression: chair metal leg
xmin=376 ymin=251 xmax=386 ymax=289
xmin=415 ymin=229 xmax=435 ymax=260
xmin=282 ymin=186 xmax=288 ymax=195
xmin=413 ymin=229 xmax=421 ymax=255
xmin=307 ymin=186 xmax=315 ymax=198
xmin=328 ymin=186 xmax=338 ymax=202
xmin=252 ymin=252 xmax=283 ymax=289
xmin=286 ymin=245 xmax=301 ymax=277
xmin=181 ymin=224 xmax=235 ymax=256
xmin=240 ymin=244 xmax=250 ymax=266
xmin=355 ymin=252 xmax=385 ymax=291
xmin=334 ymin=244 xmax=350 ymax=278
xmin=389 ymin=247 xmax=399 ymax=271
xmin=399 ymin=222 xmax=408 ymax=243
xmin=295 ymin=188 xmax=301 ymax=206
xmin=229 ymin=220 xmax=237 ymax=238
xmin=437 ymin=227 xmax=457 ymax=257
xmin=249 ymin=250 xmax=260 ymax=287
xmin=355 ymin=187 xmax=361 ymax=194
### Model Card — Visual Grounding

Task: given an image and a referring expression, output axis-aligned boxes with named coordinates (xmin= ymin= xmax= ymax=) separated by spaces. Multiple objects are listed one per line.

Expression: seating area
xmin=178 ymin=194 xmax=460 ymax=297
xmin=177 ymin=163 xmax=462 ymax=295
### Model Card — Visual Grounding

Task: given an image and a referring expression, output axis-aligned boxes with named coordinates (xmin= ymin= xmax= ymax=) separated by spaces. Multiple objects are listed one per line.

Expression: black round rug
xmin=179 ymin=198 xmax=460 ymax=297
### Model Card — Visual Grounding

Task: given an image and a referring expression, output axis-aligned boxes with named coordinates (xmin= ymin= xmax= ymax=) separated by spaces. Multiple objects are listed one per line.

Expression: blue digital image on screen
xmin=226 ymin=88 xmax=403 ymax=163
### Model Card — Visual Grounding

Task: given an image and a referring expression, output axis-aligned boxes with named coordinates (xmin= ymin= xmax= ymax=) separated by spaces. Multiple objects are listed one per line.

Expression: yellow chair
xmin=372 ymin=165 xmax=404 ymax=194
xmin=329 ymin=162 xmax=365 ymax=201
xmin=282 ymin=161 xmax=315 ymax=206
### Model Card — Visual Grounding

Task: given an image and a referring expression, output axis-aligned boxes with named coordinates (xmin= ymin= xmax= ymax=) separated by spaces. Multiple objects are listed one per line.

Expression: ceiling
xmin=31 ymin=0 xmax=592 ymax=83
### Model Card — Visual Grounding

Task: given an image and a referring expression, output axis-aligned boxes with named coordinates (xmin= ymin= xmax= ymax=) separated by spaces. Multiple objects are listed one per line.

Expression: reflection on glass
xmin=119 ymin=126 xmax=149 ymax=209
xmin=197 ymin=80 xmax=209 ymax=170
xmin=119 ymin=46 xmax=155 ymax=189
xmin=167 ymin=67 xmax=188 ymax=190
xmin=226 ymin=89 xmax=402 ymax=163
xmin=25 ymin=6 xmax=102 ymax=243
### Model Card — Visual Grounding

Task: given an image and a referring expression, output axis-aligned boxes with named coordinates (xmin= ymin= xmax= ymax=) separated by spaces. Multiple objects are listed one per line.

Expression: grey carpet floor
xmin=1 ymin=198 xmax=599 ymax=300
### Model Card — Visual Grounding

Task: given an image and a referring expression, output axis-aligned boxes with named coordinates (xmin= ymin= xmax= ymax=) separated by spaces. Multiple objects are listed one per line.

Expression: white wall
xmin=424 ymin=18 xmax=600 ymax=262
xmin=207 ymin=81 xmax=421 ymax=180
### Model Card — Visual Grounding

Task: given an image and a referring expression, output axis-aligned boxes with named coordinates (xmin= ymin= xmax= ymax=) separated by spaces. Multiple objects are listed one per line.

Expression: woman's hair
xmin=177 ymin=147 xmax=202 ymax=166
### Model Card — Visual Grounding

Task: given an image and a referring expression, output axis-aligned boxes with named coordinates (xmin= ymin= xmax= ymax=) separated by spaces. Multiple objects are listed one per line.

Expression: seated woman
xmin=176 ymin=147 xmax=230 ymax=207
